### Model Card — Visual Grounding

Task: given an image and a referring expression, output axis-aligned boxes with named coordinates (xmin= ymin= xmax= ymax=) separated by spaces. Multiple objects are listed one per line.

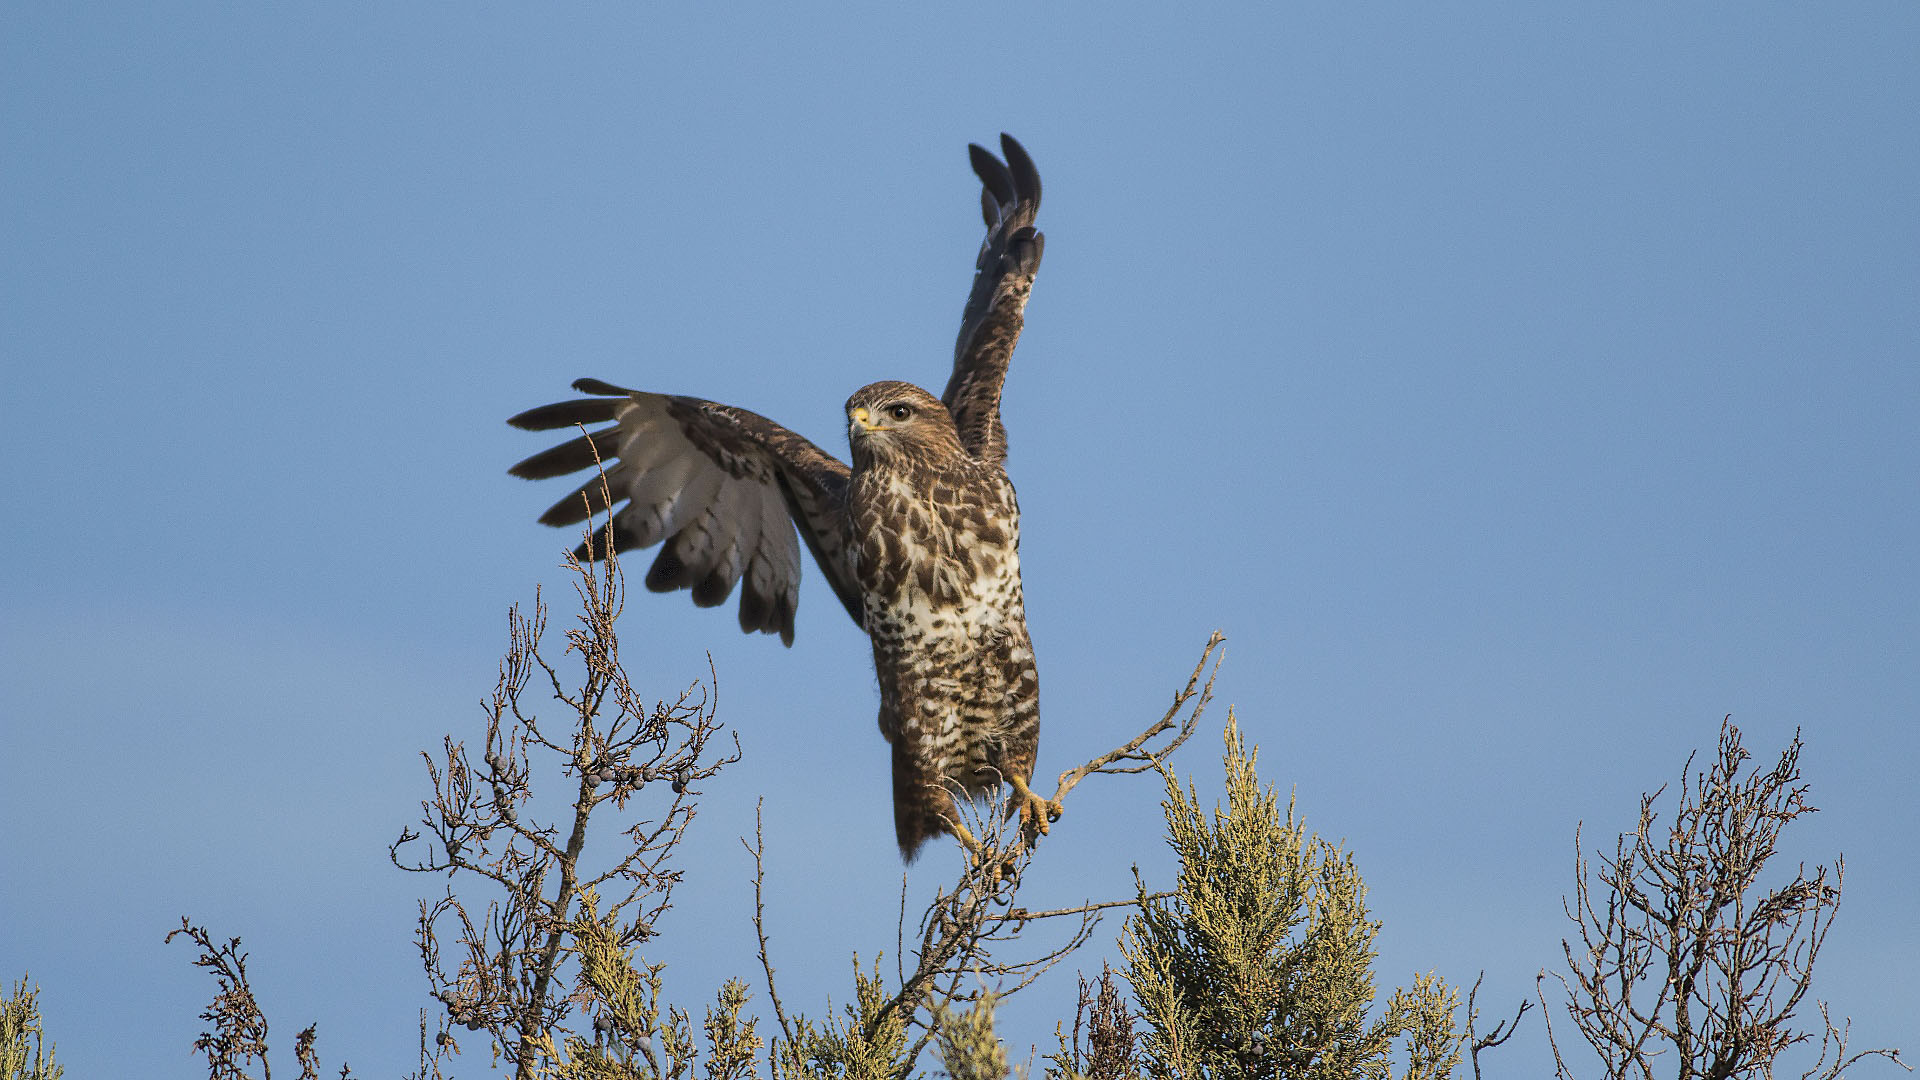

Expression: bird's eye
xmin=888 ymin=404 xmax=914 ymax=421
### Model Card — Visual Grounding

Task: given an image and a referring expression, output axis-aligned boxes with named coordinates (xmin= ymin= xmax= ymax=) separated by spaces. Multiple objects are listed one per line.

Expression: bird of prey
xmin=507 ymin=135 xmax=1054 ymax=862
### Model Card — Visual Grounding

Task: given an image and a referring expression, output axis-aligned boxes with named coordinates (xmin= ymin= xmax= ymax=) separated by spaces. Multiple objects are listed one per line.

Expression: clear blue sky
xmin=3 ymin=4 xmax=1915 ymax=1076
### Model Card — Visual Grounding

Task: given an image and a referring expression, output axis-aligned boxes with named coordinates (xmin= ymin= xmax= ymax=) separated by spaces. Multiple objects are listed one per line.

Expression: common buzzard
xmin=508 ymin=135 xmax=1052 ymax=861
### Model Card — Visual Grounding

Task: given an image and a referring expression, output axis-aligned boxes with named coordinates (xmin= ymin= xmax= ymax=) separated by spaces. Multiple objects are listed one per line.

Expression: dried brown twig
xmin=746 ymin=801 xmax=796 ymax=1063
xmin=166 ymin=919 xmax=354 ymax=1080
xmin=166 ymin=920 xmax=272 ymax=1080
xmin=1541 ymin=718 xmax=1905 ymax=1080
xmin=1048 ymin=631 xmax=1223 ymax=807
xmin=1464 ymin=972 xmax=1529 ymax=1080
xmin=1050 ymin=965 xmax=1141 ymax=1080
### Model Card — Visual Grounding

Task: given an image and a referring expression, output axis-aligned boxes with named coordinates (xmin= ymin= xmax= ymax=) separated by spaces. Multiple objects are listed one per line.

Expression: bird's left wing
xmin=508 ymin=379 xmax=864 ymax=645
xmin=942 ymin=133 xmax=1045 ymax=466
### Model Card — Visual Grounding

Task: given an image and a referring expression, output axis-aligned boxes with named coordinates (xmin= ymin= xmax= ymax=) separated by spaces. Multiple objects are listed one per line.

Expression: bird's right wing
xmin=508 ymin=379 xmax=864 ymax=645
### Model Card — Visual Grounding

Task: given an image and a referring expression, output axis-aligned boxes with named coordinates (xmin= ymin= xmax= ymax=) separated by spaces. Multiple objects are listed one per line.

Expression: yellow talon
xmin=943 ymin=819 xmax=1015 ymax=884
xmin=949 ymin=818 xmax=982 ymax=855
xmin=1008 ymin=775 xmax=1063 ymax=843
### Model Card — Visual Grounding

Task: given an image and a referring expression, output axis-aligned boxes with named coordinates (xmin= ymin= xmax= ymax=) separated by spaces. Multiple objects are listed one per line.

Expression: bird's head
xmin=846 ymin=381 xmax=962 ymax=467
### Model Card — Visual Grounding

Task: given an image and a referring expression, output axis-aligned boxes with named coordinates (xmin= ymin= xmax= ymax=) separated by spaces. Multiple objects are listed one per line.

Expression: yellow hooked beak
xmin=849 ymin=406 xmax=878 ymax=433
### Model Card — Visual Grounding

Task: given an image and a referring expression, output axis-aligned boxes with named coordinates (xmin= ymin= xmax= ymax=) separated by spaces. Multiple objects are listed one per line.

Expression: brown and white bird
xmin=506 ymin=135 xmax=1052 ymax=861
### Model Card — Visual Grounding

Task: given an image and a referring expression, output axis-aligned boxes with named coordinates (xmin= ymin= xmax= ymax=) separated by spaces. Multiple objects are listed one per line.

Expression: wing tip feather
xmin=508 ymin=400 xmax=624 ymax=433
xmin=774 ymin=592 xmax=797 ymax=647
xmin=572 ymin=377 xmax=636 ymax=397
xmin=508 ymin=429 xmax=622 ymax=479
xmin=692 ymin=565 xmax=735 ymax=608
xmin=998 ymin=133 xmax=1040 ymax=209
xmin=969 ymin=142 xmax=1016 ymax=208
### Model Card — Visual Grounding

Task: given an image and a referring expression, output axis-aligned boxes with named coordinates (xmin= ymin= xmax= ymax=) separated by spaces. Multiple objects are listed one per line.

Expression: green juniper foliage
xmin=537 ymin=889 xmax=762 ymax=1080
xmin=1121 ymin=716 xmax=1464 ymax=1080
xmin=930 ymin=994 xmax=1010 ymax=1080
xmin=1 ymin=976 xmax=62 ymax=1080
xmin=772 ymin=958 xmax=912 ymax=1080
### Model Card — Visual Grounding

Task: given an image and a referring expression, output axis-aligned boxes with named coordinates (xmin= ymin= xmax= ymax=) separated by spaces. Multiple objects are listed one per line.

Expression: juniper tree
xmin=1117 ymin=717 xmax=1467 ymax=1080
xmin=1 ymin=976 xmax=62 ymax=1080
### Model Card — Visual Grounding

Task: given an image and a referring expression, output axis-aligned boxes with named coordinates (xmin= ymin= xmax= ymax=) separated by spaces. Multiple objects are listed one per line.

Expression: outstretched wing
xmin=942 ymin=133 xmax=1044 ymax=466
xmin=508 ymin=379 xmax=864 ymax=645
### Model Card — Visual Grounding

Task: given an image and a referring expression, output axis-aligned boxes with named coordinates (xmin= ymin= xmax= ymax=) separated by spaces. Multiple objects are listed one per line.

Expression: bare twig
xmin=1052 ymin=965 xmax=1139 ymax=1080
xmin=167 ymin=919 xmax=274 ymax=1080
xmin=1464 ymin=972 xmax=1528 ymax=1080
xmin=746 ymin=801 xmax=795 ymax=1062
xmin=1003 ymin=894 xmax=1174 ymax=925
xmin=1049 ymin=631 xmax=1223 ymax=806
xmin=166 ymin=919 xmax=354 ymax=1080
